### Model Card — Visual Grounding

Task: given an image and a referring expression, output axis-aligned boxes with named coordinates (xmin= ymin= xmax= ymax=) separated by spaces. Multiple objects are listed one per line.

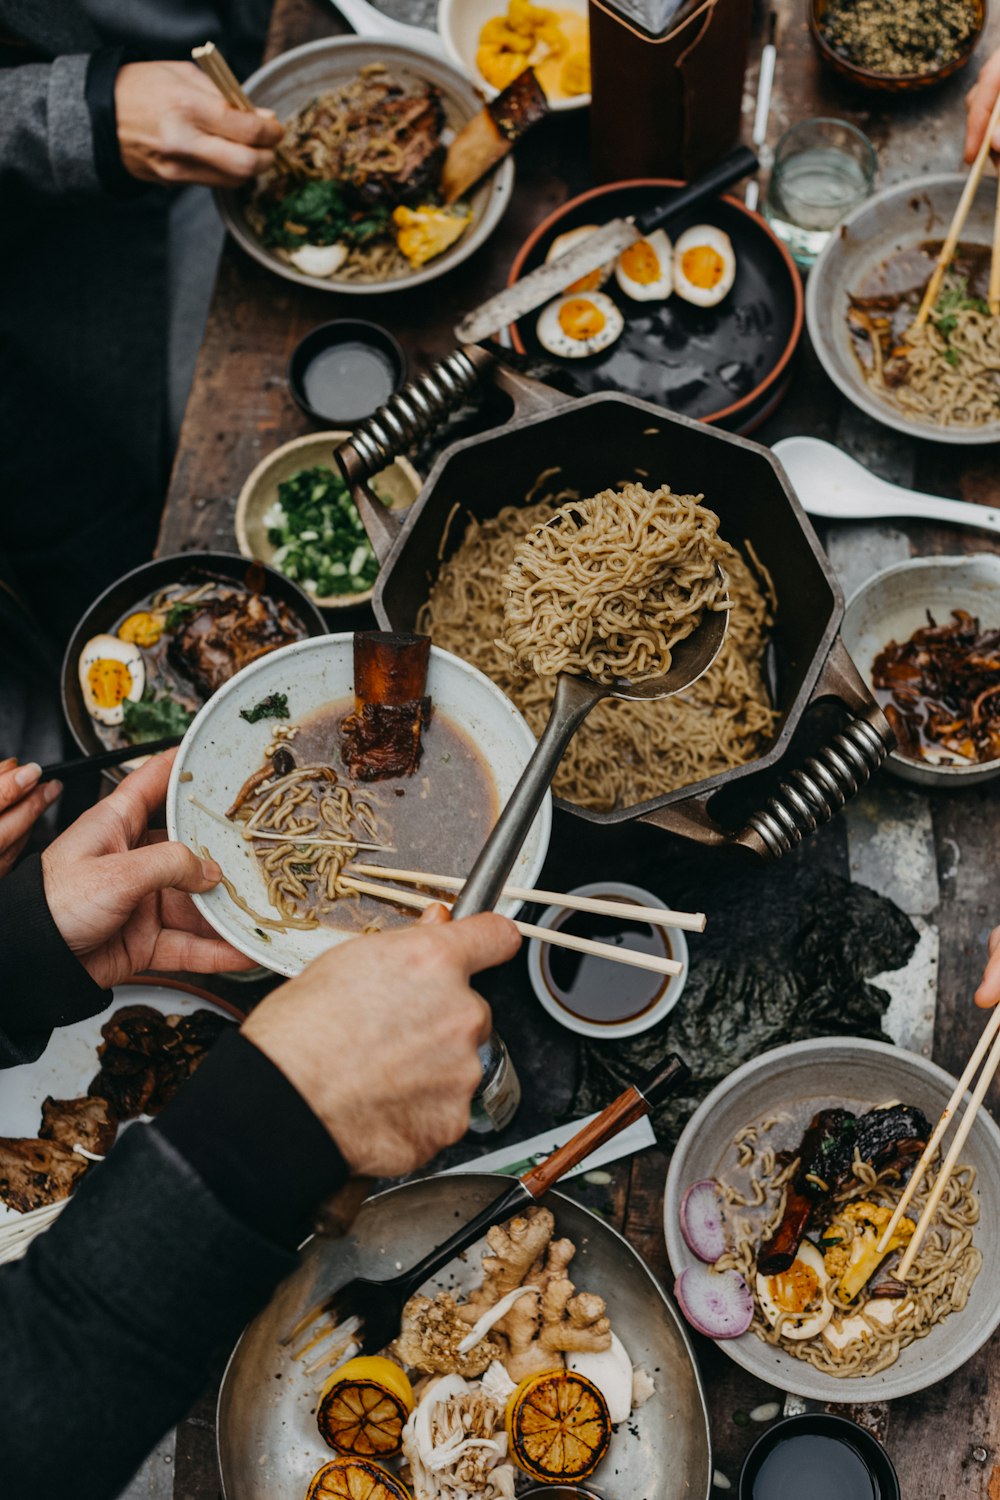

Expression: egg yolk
xmin=558 ymin=298 xmax=606 ymax=340
xmin=88 ymin=658 xmax=133 ymax=709
xmin=619 ymin=239 xmax=661 ymax=285
xmin=681 ymin=245 xmax=725 ymax=289
xmin=118 ymin=611 xmax=162 ymax=648
xmin=768 ymin=1263 xmax=820 ymax=1315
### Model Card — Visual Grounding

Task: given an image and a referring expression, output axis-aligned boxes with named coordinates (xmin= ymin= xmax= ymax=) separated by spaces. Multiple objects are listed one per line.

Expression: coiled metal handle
xmin=347 ymin=348 xmax=488 ymax=479
xmin=743 ymin=715 xmax=891 ymax=860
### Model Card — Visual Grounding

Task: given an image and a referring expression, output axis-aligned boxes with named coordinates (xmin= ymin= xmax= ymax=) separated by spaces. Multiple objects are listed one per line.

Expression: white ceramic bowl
xmin=841 ymin=554 xmax=1000 ymax=788
xmin=664 ymin=1037 xmax=1000 ymax=1403
xmin=437 ymin=0 xmax=590 ymax=111
xmin=526 ymin=880 xmax=689 ymax=1039
xmin=166 ymin=636 xmax=551 ymax=976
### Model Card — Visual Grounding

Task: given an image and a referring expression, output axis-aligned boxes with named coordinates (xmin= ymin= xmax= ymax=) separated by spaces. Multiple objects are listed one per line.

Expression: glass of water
xmin=765 ymin=118 xmax=876 ymax=268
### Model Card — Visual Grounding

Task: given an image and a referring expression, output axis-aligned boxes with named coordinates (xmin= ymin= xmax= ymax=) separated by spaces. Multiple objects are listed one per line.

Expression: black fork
xmin=283 ymin=1053 xmax=688 ymax=1356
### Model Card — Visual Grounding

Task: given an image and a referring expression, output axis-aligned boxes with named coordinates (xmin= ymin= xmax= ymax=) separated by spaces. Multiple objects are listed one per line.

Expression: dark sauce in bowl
xmin=750 ymin=1433 xmax=877 ymax=1499
xmin=541 ymin=903 xmax=671 ymax=1025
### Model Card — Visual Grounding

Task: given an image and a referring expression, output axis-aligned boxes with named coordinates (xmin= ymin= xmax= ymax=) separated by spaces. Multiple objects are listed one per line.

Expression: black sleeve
xmin=84 ymin=44 xmax=147 ymax=197
xmin=0 ymin=854 xmax=109 ymax=1067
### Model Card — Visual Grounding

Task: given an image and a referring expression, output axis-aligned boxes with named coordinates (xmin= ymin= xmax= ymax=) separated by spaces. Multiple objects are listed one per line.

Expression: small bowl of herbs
xmin=809 ymin=0 xmax=985 ymax=93
xmin=235 ymin=432 xmax=421 ymax=609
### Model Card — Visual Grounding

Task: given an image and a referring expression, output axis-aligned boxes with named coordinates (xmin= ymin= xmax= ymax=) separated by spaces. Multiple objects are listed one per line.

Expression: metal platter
xmin=218 ymin=1172 xmax=712 ymax=1499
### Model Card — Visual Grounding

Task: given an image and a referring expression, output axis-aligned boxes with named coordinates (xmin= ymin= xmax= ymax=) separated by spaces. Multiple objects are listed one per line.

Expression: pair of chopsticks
xmin=876 ymin=1002 xmax=1000 ymax=1279
xmin=914 ymin=87 xmax=1000 ymax=326
xmin=192 ymin=42 xmax=294 ymax=172
xmin=341 ymin=863 xmax=705 ymax=980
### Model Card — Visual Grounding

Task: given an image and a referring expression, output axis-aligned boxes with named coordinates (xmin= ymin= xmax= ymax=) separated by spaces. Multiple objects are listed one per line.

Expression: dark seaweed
xmin=239 ymin=692 xmax=290 ymax=725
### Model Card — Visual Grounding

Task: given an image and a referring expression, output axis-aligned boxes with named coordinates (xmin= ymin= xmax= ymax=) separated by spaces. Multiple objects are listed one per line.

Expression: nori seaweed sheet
xmin=567 ymin=874 xmax=918 ymax=1146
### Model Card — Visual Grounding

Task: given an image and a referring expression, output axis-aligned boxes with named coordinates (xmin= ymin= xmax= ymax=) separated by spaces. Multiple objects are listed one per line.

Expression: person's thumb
xmin=418 ymin=901 xmax=453 ymax=926
xmin=107 ymin=841 xmax=222 ymax=903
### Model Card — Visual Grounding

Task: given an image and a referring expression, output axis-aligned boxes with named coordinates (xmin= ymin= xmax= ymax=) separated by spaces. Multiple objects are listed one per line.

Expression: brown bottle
xmin=588 ymin=0 xmax=752 ymax=183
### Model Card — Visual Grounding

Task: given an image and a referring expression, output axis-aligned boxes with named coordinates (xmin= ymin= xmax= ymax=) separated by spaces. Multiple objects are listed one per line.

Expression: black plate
xmin=508 ymin=180 xmax=803 ymax=433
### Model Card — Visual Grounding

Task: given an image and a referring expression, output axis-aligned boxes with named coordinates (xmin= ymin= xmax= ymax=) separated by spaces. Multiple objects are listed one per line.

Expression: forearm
xmin=0 ymin=56 xmax=101 ymax=196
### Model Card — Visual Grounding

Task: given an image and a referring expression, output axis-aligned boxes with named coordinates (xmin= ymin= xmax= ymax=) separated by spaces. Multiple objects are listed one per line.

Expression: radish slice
xmin=680 ymin=1179 xmax=727 ymax=1263
xmin=675 ymin=1264 xmax=753 ymax=1340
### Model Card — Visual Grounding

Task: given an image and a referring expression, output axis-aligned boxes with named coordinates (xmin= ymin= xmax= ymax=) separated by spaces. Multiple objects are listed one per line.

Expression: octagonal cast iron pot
xmin=336 ymin=347 xmax=894 ymax=859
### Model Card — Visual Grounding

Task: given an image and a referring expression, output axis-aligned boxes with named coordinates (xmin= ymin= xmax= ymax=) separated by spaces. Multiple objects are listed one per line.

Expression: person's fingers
xmin=975 ymin=933 xmax=1000 ymax=1006
xmin=189 ymin=93 xmax=284 ymax=147
xmin=179 ymin=136 xmax=274 ymax=183
xmin=989 ymin=927 xmax=1000 ymax=957
xmin=0 ymin=761 xmax=40 ymax=811
xmin=100 ymin=750 xmax=179 ymax=847
xmin=418 ymin=901 xmax=453 ymax=926
xmin=0 ymin=832 xmax=29 ymax=878
xmin=964 ymin=51 xmax=1000 ymax=161
xmin=0 ymin=757 xmax=15 ymax=774
xmin=0 ymin=781 xmax=60 ymax=850
xmin=429 ymin=911 xmax=522 ymax=976
xmin=104 ymin=840 xmax=221 ymax=906
xmin=151 ymin=928 xmax=256 ymax=973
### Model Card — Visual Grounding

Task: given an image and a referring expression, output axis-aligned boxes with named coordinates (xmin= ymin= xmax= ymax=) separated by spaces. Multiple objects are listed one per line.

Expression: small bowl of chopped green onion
xmin=235 ymin=433 xmax=421 ymax=610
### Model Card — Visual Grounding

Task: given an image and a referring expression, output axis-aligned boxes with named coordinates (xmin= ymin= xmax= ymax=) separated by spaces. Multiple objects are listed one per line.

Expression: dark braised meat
xmin=873 ymin=610 xmax=1000 ymax=765
xmin=339 ymin=85 xmax=446 ymax=207
xmin=100 ymin=1004 xmax=173 ymax=1057
xmin=39 ymin=1096 xmax=117 ymax=1156
xmin=89 ymin=1005 xmax=236 ymax=1119
xmin=757 ymin=1103 xmax=931 ymax=1275
xmin=168 ymin=590 xmax=302 ymax=698
xmin=342 ymin=631 xmax=432 ymax=781
xmin=0 ymin=1137 xmax=88 ymax=1213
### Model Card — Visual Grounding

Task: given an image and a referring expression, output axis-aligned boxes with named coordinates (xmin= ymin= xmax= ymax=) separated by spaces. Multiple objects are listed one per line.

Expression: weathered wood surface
xmin=155 ymin=2 xmax=1000 ymax=1496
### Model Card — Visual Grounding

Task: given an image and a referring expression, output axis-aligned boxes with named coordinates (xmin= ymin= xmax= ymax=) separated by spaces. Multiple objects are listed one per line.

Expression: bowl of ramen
xmin=62 ymin=553 xmax=326 ymax=780
xmin=664 ymin=1037 xmax=1000 ymax=1402
xmin=165 ymin=632 xmax=552 ymax=976
xmin=219 ymin=36 xmax=515 ymax=294
xmin=841 ymin=554 xmax=1000 ymax=788
xmin=807 ymin=174 xmax=1000 ymax=443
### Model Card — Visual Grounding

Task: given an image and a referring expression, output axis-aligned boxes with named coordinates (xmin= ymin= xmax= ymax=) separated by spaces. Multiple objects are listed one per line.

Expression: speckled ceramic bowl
xmin=664 ymin=1037 xmax=1000 ymax=1403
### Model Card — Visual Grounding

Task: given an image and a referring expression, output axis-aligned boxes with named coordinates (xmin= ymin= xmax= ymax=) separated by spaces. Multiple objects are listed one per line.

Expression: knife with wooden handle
xmin=455 ymin=144 xmax=758 ymax=344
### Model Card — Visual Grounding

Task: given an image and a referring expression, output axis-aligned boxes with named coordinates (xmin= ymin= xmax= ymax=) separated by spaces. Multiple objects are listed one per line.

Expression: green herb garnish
xmin=264 ymin=463 xmax=385 ymax=598
xmin=121 ymin=691 xmax=195 ymax=745
xmin=260 ymin=180 xmax=391 ymax=251
xmin=165 ymin=601 xmax=196 ymax=631
xmin=239 ymin=692 xmax=290 ymax=724
xmin=945 ymin=347 xmax=961 ymax=367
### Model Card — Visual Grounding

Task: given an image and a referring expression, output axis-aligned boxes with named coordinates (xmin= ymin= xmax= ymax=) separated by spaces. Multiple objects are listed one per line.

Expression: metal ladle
xmin=451 ymin=575 xmax=730 ymax=919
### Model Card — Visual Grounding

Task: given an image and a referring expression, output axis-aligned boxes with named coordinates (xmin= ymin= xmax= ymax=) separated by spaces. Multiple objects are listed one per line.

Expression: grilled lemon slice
xmin=317 ymin=1356 xmax=415 ymax=1458
xmin=506 ymin=1368 xmax=612 ymax=1482
xmin=306 ymin=1456 xmax=412 ymax=1500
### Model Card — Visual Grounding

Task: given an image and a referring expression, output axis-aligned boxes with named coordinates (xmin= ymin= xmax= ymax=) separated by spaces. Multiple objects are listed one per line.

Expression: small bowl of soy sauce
xmin=526 ymin=881 xmax=688 ymax=1040
xmin=288 ymin=319 xmax=406 ymax=426
xmin=739 ymin=1413 xmax=901 ymax=1500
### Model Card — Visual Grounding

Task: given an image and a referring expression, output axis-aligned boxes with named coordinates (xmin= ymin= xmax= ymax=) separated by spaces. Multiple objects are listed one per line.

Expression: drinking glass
xmin=764 ymin=118 xmax=877 ymax=268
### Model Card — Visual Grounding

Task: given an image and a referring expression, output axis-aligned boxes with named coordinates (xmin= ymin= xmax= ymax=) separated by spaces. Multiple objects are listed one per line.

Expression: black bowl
xmin=739 ymin=1413 xmax=901 ymax=1500
xmin=62 ymin=552 xmax=327 ymax=779
xmin=288 ymin=319 xmax=406 ymax=426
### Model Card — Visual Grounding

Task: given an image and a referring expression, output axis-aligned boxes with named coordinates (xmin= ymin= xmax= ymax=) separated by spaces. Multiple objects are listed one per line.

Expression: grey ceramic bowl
xmin=842 ymin=554 xmax=1000 ymax=787
xmin=664 ymin=1037 xmax=1000 ymax=1403
xmin=806 ymin=174 xmax=1000 ymax=445
xmin=217 ymin=36 xmax=514 ymax=294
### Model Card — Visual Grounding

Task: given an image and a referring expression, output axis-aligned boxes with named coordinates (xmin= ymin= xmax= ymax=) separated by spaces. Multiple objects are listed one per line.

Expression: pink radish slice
xmin=680 ymin=1178 xmax=727 ymax=1263
xmin=675 ymin=1264 xmax=753 ymax=1339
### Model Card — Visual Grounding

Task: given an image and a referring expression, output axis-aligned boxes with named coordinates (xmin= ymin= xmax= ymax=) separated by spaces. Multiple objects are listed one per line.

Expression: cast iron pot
xmin=336 ymin=347 xmax=893 ymax=859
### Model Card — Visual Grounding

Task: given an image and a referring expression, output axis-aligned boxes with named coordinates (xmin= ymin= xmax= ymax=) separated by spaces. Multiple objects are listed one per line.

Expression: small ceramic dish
xmin=526 ymin=880 xmax=689 ymax=1039
xmin=287 ymin=320 xmax=406 ymax=427
xmin=739 ymin=1413 xmax=900 ymax=1500
xmin=664 ymin=1037 xmax=1000 ymax=1403
xmin=166 ymin=634 xmax=552 ymax=977
xmin=841 ymin=554 xmax=1000 ymax=788
xmin=809 ymin=0 xmax=984 ymax=95
xmin=437 ymin=0 xmax=590 ymax=111
xmin=234 ymin=433 xmax=421 ymax=611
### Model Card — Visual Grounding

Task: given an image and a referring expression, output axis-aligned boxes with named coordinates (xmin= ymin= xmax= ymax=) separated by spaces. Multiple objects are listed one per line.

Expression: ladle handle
xmin=451 ymin=675 xmax=603 ymax=918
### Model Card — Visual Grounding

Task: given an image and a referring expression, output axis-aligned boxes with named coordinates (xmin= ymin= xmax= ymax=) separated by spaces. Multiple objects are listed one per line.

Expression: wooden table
xmin=152 ymin=3 xmax=1000 ymax=1497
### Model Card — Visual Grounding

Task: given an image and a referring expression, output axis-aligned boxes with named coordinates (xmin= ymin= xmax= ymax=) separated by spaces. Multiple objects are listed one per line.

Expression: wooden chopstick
xmin=41 ymin=734 xmax=184 ymax=781
xmin=914 ymin=88 xmax=1000 ymax=328
xmin=192 ymin=41 xmax=255 ymax=112
xmin=990 ymin=164 xmax=1000 ymax=317
xmin=346 ymin=861 xmax=706 ymax=932
xmin=876 ymin=1003 xmax=1000 ymax=1276
xmin=338 ymin=875 xmax=684 ymax=978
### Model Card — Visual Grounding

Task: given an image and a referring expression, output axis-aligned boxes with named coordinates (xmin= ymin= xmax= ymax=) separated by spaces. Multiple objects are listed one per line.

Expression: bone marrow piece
xmin=341 ymin=631 xmax=432 ymax=782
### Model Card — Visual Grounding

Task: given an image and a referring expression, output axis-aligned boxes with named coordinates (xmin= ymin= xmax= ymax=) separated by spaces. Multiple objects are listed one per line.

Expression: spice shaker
xmin=588 ymin=0 xmax=753 ymax=182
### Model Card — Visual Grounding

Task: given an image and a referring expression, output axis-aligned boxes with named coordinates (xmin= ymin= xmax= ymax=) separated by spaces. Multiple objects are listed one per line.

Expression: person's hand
xmin=40 ymin=750 xmax=253 ymax=987
xmin=115 ymin=60 xmax=284 ymax=188
xmin=0 ymin=759 xmax=61 ymax=879
xmin=975 ymin=926 xmax=1000 ymax=1006
xmin=242 ymin=904 xmax=522 ymax=1174
xmin=964 ymin=47 xmax=1000 ymax=163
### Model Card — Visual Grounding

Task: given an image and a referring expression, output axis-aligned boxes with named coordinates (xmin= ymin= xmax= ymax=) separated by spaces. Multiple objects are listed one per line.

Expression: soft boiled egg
xmin=78 ymin=633 xmax=145 ymax=727
xmin=545 ymin=225 xmax=613 ymax=294
xmin=615 ymin=230 xmax=673 ymax=302
xmin=672 ymin=224 xmax=736 ymax=308
xmin=755 ymin=1240 xmax=833 ymax=1341
xmin=536 ymin=291 xmax=624 ymax=359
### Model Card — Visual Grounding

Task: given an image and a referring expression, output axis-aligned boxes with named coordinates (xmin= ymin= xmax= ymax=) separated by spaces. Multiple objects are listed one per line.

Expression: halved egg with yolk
xmin=755 ymin=1240 xmax=832 ymax=1341
xmin=672 ymin=224 xmax=736 ymax=308
xmin=78 ymin=633 xmax=145 ymax=727
xmin=615 ymin=230 xmax=672 ymax=302
xmin=544 ymin=225 xmax=613 ymax=295
xmin=536 ymin=291 xmax=624 ymax=359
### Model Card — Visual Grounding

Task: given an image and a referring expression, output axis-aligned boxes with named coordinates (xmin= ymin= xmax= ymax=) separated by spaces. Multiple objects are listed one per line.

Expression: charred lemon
xmin=505 ymin=1368 xmax=612 ymax=1482
xmin=317 ymin=1356 xmax=414 ymax=1458
xmin=306 ymin=1456 xmax=412 ymax=1500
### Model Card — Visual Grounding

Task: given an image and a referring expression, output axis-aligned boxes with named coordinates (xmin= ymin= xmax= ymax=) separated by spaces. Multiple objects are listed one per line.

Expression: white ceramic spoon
xmin=329 ymin=0 xmax=447 ymax=56
xmin=772 ymin=435 xmax=1000 ymax=536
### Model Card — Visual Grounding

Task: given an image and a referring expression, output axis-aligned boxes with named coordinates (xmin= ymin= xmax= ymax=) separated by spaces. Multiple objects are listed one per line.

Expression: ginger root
xmin=458 ymin=1208 xmax=556 ymax=1324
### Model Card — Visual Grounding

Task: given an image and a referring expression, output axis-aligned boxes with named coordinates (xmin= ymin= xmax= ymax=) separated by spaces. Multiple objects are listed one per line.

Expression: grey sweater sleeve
xmin=0 ymin=1124 xmax=298 ymax=1500
xmin=0 ymin=54 xmax=101 ymax=195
